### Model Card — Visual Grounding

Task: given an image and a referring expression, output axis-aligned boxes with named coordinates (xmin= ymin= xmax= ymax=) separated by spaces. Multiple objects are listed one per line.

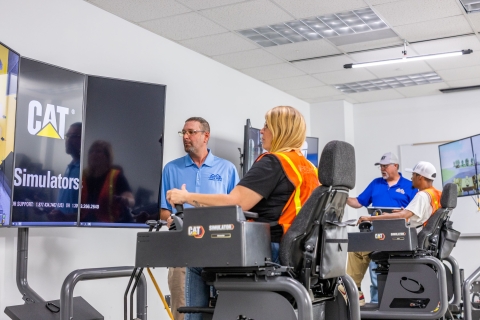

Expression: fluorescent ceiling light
xmin=344 ymin=49 xmax=473 ymax=69
xmin=335 ymin=72 xmax=443 ymax=93
xmin=459 ymin=0 xmax=480 ymax=13
xmin=237 ymin=7 xmax=389 ymax=47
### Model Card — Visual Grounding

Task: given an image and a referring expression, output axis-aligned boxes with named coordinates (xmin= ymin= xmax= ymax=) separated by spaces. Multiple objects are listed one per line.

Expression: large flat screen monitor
xmin=242 ymin=119 xmax=262 ymax=177
xmin=0 ymin=42 xmax=20 ymax=227
xmin=11 ymin=58 xmax=85 ymax=226
xmin=439 ymin=137 xmax=477 ymax=197
xmin=304 ymin=136 xmax=319 ymax=168
xmin=79 ymin=76 xmax=165 ymax=228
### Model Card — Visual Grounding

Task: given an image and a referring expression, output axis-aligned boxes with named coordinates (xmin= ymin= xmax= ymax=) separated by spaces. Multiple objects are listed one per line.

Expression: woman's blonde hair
xmin=265 ymin=106 xmax=306 ymax=153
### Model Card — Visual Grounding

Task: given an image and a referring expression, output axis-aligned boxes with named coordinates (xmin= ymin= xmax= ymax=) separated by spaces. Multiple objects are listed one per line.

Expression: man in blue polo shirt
xmin=346 ymin=152 xmax=417 ymax=306
xmin=160 ymin=117 xmax=239 ymax=320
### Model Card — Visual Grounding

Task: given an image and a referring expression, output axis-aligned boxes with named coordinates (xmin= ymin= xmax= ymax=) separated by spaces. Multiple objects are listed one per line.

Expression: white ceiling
xmin=85 ymin=0 xmax=480 ymax=103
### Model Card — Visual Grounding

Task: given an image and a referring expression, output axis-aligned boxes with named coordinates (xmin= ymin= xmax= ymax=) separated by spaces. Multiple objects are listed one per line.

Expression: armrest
xmin=243 ymin=211 xmax=259 ymax=219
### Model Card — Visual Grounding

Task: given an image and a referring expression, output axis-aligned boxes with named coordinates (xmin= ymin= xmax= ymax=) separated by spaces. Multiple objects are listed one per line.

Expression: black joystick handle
xmin=175 ymin=204 xmax=184 ymax=215
xmin=169 ymin=204 xmax=185 ymax=231
xmin=146 ymin=220 xmax=158 ymax=232
xmin=359 ymin=221 xmax=373 ymax=232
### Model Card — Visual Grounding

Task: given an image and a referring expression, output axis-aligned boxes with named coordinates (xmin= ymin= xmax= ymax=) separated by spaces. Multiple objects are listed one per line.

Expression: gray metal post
xmin=340 ymin=274 xmax=361 ymax=320
xmin=16 ymin=228 xmax=46 ymax=303
xmin=463 ymin=266 xmax=480 ymax=320
xmin=445 ymin=256 xmax=462 ymax=308
xmin=60 ymin=266 xmax=147 ymax=320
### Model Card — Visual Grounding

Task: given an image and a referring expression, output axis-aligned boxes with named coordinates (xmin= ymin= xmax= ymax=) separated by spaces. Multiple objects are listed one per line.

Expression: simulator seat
xmin=352 ymin=183 xmax=460 ymax=319
xmin=185 ymin=140 xmax=360 ymax=320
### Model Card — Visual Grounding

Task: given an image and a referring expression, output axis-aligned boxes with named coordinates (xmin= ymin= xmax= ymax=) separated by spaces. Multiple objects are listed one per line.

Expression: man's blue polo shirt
xmin=357 ymin=173 xmax=417 ymax=208
xmin=160 ymin=150 xmax=239 ymax=212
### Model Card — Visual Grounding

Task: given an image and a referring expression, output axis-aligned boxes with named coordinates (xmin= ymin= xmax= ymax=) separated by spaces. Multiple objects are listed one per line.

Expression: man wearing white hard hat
xmin=346 ymin=152 xmax=417 ymax=305
xmin=347 ymin=161 xmax=442 ymax=306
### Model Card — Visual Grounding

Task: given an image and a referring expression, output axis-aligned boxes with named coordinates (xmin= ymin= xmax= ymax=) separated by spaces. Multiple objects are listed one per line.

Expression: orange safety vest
xmin=81 ymin=169 xmax=122 ymax=222
xmin=256 ymin=150 xmax=320 ymax=233
xmin=422 ymin=187 xmax=442 ymax=227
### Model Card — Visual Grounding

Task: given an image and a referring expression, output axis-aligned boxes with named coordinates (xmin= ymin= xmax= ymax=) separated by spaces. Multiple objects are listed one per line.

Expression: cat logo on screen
xmin=27 ymin=100 xmax=73 ymax=139
xmin=188 ymin=226 xmax=205 ymax=239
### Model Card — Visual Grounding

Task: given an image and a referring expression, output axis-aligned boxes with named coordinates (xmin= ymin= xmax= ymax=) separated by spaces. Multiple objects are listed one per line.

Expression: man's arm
xmin=347 ymin=197 xmax=363 ymax=208
xmin=358 ymin=209 xmax=414 ymax=224
xmin=160 ymin=208 xmax=172 ymax=221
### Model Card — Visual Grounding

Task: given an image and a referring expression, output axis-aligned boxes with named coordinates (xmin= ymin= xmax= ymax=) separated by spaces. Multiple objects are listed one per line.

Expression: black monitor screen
xmin=79 ymin=76 xmax=165 ymax=228
xmin=0 ymin=43 xmax=20 ymax=227
xmin=304 ymin=136 xmax=319 ymax=168
xmin=242 ymin=119 xmax=262 ymax=177
xmin=439 ymin=137 xmax=477 ymax=197
xmin=11 ymin=58 xmax=85 ymax=226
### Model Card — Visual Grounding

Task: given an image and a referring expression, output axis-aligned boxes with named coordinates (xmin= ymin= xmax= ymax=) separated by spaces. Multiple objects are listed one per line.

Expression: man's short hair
xmin=185 ymin=117 xmax=210 ymax=133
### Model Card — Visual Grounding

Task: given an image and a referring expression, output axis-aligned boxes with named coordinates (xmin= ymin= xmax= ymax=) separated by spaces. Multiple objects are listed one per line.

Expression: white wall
xmin=312 ymin=90 xmax=480 ymax=301
xmin=0 ymin=0 xmax=309 ymax=319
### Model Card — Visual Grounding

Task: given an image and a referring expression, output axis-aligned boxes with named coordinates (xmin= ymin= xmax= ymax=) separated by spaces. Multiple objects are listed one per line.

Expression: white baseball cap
xmin=405 ymin=161 xmax=437 ymax=181
xmin=374 ymin=152 xmax=399 ymax=166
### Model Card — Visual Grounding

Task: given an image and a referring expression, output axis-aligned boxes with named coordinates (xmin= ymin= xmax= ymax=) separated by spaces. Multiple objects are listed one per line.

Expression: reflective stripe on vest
xmin=422 ymin=187 xmax=442 ymax=227
xmin=257 ymin=150 xmax=320 ymax=233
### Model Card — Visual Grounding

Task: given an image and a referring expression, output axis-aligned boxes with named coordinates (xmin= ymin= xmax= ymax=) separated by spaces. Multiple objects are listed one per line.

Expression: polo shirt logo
xmin=396 ymin=188 xmax=405 ymax=195
xmin=209 ymin=174 xmax=222 ymax=182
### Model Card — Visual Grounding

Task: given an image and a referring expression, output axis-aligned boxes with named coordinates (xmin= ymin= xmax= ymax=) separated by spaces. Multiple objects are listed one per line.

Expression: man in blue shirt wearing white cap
xmin=346 ymin=152 xmax=417 ymax=305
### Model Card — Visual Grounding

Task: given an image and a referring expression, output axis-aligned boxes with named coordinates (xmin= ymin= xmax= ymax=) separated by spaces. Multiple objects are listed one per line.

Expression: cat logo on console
xmin=188 ymin=226 xmax=205 ymax=239
xmin=375 ymin=233 xmax=385 ymax=240
xmin=27 ymin=100 xmax=72 ymax=139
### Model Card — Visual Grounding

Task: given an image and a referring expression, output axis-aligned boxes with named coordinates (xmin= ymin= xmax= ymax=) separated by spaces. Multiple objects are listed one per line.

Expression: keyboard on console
xmin=135 ymin=205 xmax=272 ymax=268
xmin=348 ymin=219 xmax=418 ymax=252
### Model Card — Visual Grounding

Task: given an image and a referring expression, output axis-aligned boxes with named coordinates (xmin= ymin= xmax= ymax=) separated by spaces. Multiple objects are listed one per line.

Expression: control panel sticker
xmin=209 ymin=224 xmax=234 ymax=231
xmin=187 ymin=226 xmax=205 ymax=239
xmin=211 ymin=233 xmax=231 ymax=239
xmin=392 ymin=237 xmax=405 ymax=241
xmin=391 ymin=232 xmax=406 ymax=236
xmin=375 ymin=233 xmax=385 ymax=240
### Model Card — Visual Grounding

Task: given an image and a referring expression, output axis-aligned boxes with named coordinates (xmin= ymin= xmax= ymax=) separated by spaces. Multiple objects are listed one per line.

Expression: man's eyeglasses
xmin=178 ymin=130 xmax=205 ymax=137
xmin=379 ymin=164 xmax=393 ymax=168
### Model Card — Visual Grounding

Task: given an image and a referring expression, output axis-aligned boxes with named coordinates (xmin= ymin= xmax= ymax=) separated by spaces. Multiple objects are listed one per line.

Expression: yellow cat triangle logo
xmin=36 ymin=123 xmax=61 ymax=139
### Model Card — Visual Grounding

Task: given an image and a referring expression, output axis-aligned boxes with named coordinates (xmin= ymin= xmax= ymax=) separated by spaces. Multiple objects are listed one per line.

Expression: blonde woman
xmin=167 ymin=106 xmax=320 ymax=320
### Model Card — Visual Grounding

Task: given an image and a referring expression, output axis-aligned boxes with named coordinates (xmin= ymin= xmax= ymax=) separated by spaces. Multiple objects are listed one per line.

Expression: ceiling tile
xmin=424 ymin=51 xmax=480 ymax=71
xmin=394 ymin=82 xmax=449 ymax=97
xmin=347 ymin=88 xmax=405 ymax=102
xmin=366 ymin=61 xmax=434 ymax=78
xmin=313 ymin=68 xmax=377 ymax=84
xmin=373 ymin=0 xmax=463 ymax=27
xmin=436 ymin=65 xmax=480 ymax=81
xmin=338 ymin=36 xmax=403 ymax=53
xmin=446 ymin=77 xmax=480 ymax=88
xmin=242 ymin=63 xmax=305 ymax=80
xmin=348 ymin=46 xmax=405 ymax=62
xmin=264 ymin=40 xmax=341 ymax=61
xmin=271 ymin=0 xmax=368 ymax=19
xmin=176 ymin=0 xmax=248 ymax=10
xmin=265 ymin=75 xmax=325 ymax=91
xmin=200 ymin=0 xmax=293 ymax=30
xmin=287 ymin=86 xmax=340 ymax=99
xmin=140 ymin=12 xmax=227 ymax=41
xmin=368 ymin=0 xmax=403 ymax=4
xmin=307 ymin=94 xmax=359 ymax=104
xmin=180 ymin=32 xmax=257 ymax=56
xmin=409 ymin=34 xmax=480 ymax=54
xmin=392 ymin=16 xmax=473 ymax=42
xmin=212 ymin=49 xmax=284 ymax=69
xmin=293 ymin=55 xmax=355 ymax=74
xmin=469 ymin=12 xmax=480 ymax=32
xmin=87 ymin=0 xmax=191 ymax=22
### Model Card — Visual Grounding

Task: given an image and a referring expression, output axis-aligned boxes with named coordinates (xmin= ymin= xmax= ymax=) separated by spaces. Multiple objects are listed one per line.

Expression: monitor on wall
xmin=242 ymin=119 xmax=263 ymax=177
xmin=79 ymin=75 xmax=165 ymax=228
xmin=11 ymin=58 xmax=85 ymax=227
xmin=304 ymin=136 xmax=319 ymax=168
xmin=439 ymin=137 xmax=477 ymax=197
xmin=0 ymin=42 xmax=20 ymax=227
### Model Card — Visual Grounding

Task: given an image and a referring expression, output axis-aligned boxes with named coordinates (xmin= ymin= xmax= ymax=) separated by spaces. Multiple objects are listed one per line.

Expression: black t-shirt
xmin=238 ymin=154 xmax=294 ymax=242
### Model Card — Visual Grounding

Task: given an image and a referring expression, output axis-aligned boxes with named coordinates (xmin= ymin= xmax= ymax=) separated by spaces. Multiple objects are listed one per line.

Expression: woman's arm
xmin=167 ymin=184 xmax=263 ymax=211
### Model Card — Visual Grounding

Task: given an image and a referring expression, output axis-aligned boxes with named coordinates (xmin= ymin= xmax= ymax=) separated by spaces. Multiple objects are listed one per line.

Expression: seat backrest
xmin=417 ymin=183 xmax=457 ymax=252
xmin=279 ymin=141 xmax=355 ymax=283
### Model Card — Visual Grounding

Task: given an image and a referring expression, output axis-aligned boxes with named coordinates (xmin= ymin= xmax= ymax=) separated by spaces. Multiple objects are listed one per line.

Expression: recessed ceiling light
xmin=237 ymin=7 xmax=389 ymax=47
xmin=459 ymin=0 xmax=480 ymax=13
xmin=334 ymin=72 xmax=443 ymax=93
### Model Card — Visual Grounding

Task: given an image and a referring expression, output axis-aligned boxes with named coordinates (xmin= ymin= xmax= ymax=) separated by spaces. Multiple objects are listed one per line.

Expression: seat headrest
xmin=441 ymin=183 xmax=457 ymax=209
xmin=318 ymin=140 xmax=355 ymax=189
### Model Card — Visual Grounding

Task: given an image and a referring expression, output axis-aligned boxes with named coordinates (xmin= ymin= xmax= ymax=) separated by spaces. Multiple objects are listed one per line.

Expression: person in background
xmin=346 ymin=152 xmax=417 ymax=305
xmin=160 ymin=117 xmax=239 ymax=320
